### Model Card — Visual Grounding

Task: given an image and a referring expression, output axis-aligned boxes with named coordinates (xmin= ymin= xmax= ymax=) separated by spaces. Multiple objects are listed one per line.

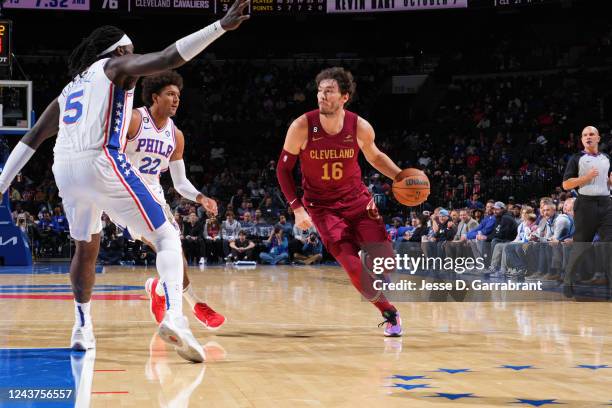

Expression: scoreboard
xmin=1 ymin=0 xmax=562 ymax=13
xmin=2 ymin=0 xmax=327 ymax=13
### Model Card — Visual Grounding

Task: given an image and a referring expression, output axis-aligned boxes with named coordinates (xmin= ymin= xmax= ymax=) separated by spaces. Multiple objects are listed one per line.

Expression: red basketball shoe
xmin=192 ymin=303 xmax=226 ymax=330
xmin=145 ymin=277 xmax=166 ymax=324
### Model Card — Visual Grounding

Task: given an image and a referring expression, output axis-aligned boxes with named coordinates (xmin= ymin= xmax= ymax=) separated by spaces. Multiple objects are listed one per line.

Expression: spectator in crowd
xmin=526 ymin=200 xmax=571 ymax=280
xmin=466 ymin=201 xmax=497 ymax=261
xmin=254 ymin=209 xmax=273 ymax=241
xmin=240 ymin=211 xmax=255 ymax=237
xmin=221 ymin=211 xmax=241 ymax=259
xmin=422 ymin=209 xmax=456 ymax=262
xmin=98 ymin=222 xmax=124 ymax=265
xmin=259 ymin=196 xmax=279 ymax=223
xmin=204 ymin=215 xmax=223 ymax=263
xmin=37 ymin=211 xmax=58 ymax=257
xmin=445 ymin=209 xmax=479 ymax=260
xmin=229 ymin=230 xmax=255 ymax=261
xmin=408 ymin=215 xmax=430 ymax=242
xmin=182 ymin=213 xmax=204 ymax=265
xmin=482 ymin=201 xmax=517 ymax=272
xmin=386 ymin=217 xmax=403 ymax=242
xmin=291 ymin=223 xmax=318 ymax=261
xmin=466 ymin=193 xmax=484 ymax=210
xmin=294 ymin=232 xmax=323 ymax=265
xmin=275 ymin=213 xmax=293 ymax=238
xmin=259 ymin=227 xmax=289 ymax=265
xmin=490 ymin=206 xmax=537 ymax=276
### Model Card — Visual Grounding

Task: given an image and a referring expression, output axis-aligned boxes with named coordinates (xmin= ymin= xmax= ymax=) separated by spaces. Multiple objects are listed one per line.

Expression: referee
xmin=562 ymin=126 xmax=612 ymax=297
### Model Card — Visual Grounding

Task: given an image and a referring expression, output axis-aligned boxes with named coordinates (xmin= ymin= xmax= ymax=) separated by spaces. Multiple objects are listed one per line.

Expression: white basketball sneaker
xmin=71 ymin=324 xmax=96 ymax=350
xmin=158 ymin=311 xmax=205 ymax=363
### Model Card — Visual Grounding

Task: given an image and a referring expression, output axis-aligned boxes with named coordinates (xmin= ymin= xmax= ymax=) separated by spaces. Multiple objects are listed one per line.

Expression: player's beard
xmin=319 ymin=101 xmax=339 ymax=116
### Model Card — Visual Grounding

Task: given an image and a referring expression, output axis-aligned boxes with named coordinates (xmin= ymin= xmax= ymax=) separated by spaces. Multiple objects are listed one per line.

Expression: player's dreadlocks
xmin=68 ymin=26 xmax=125 ymax=77
xmin=315 ymin=67 xmax=356 ymax=104
xmin=141 ymin=71 xmax=184 ymax=106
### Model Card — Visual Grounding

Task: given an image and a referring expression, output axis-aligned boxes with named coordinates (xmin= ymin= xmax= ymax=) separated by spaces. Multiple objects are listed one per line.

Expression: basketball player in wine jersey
xmin=123 ymin=71 xmax=225 ymax=329
xmin=277 ymin=67 xmax=403 ymax=336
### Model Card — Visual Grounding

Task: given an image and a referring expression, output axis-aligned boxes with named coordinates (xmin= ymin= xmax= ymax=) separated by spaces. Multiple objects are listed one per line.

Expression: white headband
xmin=97 ymin=34 xmax=133 ymax=57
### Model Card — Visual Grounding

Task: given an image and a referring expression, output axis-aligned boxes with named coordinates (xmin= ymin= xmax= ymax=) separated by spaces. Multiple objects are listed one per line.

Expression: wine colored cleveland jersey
xmin=300 ymin=109 xmax=365 ymax=204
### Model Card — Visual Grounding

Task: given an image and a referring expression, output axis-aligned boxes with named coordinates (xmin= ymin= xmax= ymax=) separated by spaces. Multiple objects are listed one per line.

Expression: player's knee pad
xmin=147 ymin=222 xmax=182 ymax=254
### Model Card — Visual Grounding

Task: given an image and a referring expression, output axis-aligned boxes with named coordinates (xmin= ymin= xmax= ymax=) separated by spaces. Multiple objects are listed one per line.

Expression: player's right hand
xmin=220 ymin=0 xmax=250 ymax=31
xmin=199 ymin=195 xmax=218 ymax=216
xmin=294 ymin=207 xmax=313 ymax=230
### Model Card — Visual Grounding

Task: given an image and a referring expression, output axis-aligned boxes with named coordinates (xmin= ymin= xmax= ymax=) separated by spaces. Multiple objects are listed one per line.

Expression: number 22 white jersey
xmin=123 ymin=106 xmax=176 ymax=201
xmin=55 ymin=58 xmax=135 ymax=159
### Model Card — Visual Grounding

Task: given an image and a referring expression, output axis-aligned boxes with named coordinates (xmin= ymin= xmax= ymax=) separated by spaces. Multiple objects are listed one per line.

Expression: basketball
xmin=392 ymin=168 xmax=430 ymax=206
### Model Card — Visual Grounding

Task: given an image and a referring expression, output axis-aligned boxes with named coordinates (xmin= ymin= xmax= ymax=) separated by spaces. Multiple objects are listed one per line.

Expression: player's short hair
xmin=315 ymin=67 xmax=356 ymax=102
xmin=68 ymin=25 xmax=126 ymax=77
xmin=141 ymin=70 xmax=184 ymax=107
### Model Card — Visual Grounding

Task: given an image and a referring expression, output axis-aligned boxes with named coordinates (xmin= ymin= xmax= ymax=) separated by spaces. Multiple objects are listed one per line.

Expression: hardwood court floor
xmin=1 ymin=264 xmax=611 ymax=407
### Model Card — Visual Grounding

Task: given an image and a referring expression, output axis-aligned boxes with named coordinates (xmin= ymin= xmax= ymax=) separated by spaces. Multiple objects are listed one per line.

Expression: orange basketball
xmin=392 ymin=168 xmax=430 ymax=207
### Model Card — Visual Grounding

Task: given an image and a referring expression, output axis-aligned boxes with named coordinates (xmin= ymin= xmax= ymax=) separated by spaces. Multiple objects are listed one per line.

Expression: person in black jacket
xmin=182 ymin=213 xmax=204 ymax=264
xmin=483 ymin=202 xmax=517 ymax=269
xmin=423 ymin=209 xmax=457 ymax=263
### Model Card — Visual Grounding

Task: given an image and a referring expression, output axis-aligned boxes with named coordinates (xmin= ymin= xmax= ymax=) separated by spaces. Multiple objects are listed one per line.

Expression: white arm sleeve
xmin=169 ymin=159 xmax=201 ymax=202
xmin=175 ymin=21 xmax=226 ymax=62
xmin=0 ymin=142 xmax=36 ymax=194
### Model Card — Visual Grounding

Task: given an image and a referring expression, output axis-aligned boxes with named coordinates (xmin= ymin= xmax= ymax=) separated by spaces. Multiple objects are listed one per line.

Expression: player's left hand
xmin=199 ymin=195 xmax=218 ymax=216
xmin=220 ymin=0 xmax=250 ymax=31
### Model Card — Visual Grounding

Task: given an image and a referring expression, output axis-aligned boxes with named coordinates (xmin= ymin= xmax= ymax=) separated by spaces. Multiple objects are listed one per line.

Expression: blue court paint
xmin=0 ymin=348 xmax=93 ymax=407
xmin=500 ymin=365 xmax=536 ymax=371
xmin=511 ymin=399 xmax=563 ymax=407
xmin=575 ymin=364 xmax=610 ymax=370
xmin=433 ymin=368 xmax=472 ymax=374
xmin=0 ymin=264 xmax=103 ymax=275
xmin=428 ymin=393 xmax=477 ymax=400
xmin=0 ymin=285 xmax=143 ymax=294
xmin=388 ymin=375 xmax=430 ymax=381
xmin=389 ymin=383 xmax=433 ymax=391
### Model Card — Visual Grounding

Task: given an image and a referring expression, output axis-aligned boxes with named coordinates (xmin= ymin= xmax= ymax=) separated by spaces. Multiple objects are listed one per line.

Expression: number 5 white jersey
xmin=123 ymin=106 xmax=176 ymax=201
xmin=55 ymin=58 xmax=135 ymax=159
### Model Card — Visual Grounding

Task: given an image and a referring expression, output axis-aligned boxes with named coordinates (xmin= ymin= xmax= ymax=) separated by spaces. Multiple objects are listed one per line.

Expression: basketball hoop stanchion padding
xmin=0 ymin=171 xmax=33 ymax=266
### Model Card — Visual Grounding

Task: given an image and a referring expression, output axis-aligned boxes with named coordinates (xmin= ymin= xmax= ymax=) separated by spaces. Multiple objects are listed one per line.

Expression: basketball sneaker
xmin=158 ymin=311 xmax=205 ymax=363
xmin=145 ymin=277 xmax=166 ymax=324
xmin=71 ymin=324 xmax=96 ymax=350
xmin=379 ymin=310 xmax=403 ymax=337
xmin=193 ymin=303 xmax=226 ymax=330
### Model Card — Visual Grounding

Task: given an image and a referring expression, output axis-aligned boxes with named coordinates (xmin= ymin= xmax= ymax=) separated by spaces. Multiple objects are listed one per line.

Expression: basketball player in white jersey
xmin=0 ymin=0 xmax=249 ymax=363
xmin=124 ymin=71 xmax=225 ymax=329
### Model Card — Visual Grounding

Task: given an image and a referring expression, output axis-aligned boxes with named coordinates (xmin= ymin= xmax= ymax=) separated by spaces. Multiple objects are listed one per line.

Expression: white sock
xmin=74 ymin=301 xmax=92 ymax=327
xmin=155 ymin=280 xmax=166 ymax=297
xmin=146 ymin=223 xmax=184 ymax=315
xmin=183 ymin=284 xmax=203 ymax=309
xmin=156 ymin=249 xmax=183 ymax=315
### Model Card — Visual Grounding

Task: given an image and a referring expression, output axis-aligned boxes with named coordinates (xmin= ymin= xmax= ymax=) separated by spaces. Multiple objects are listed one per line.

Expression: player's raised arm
xmin=105 ymin=0 xmax=250 ymax=82
xmin=357 ymin=117 xmax=402 ymax=181
xmin=277 ymin=115 xmax=312 ymax=229
xmin=168 ymin=129 xmax=218 ymax=216
xmin=0 ymin=99 xmax=60 ymax=197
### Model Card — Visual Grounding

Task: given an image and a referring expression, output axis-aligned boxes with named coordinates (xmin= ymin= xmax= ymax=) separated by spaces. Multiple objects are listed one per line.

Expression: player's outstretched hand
xmin=199 ymin=196 xmax=218 ymax=216
xmin=220 ymin=0 xmax=250 ymax=31
xmin=294 ymin=207 xmax=313 ymax=230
